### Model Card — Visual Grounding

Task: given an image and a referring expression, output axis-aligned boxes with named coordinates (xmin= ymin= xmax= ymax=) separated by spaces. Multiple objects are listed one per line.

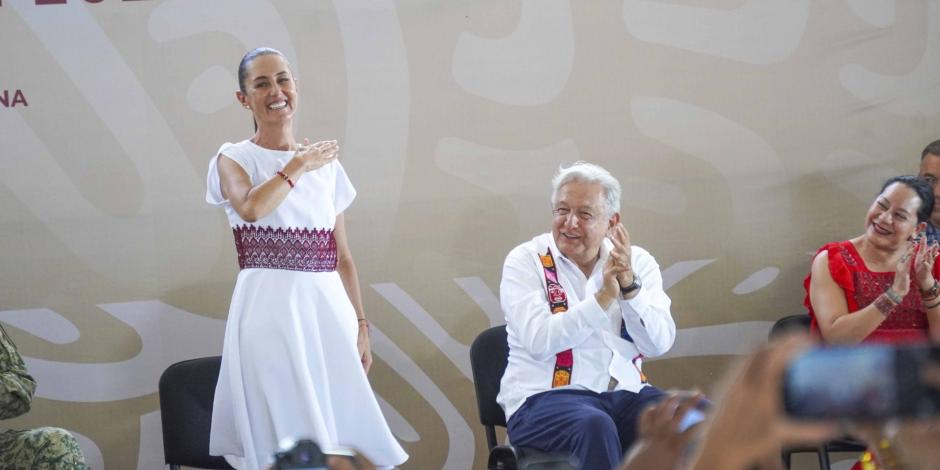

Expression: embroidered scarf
xmin=540 ymin=248 xmax=574 ymax=387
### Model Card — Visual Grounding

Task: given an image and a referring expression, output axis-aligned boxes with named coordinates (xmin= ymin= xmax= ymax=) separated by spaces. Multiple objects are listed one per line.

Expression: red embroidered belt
xmin=233 ymin=225 xmax=337 ymax=272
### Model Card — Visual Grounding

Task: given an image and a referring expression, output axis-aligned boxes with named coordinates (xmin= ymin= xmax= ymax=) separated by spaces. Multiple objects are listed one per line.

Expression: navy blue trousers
xmin=506 ymin=386 xmax=666 ymax=470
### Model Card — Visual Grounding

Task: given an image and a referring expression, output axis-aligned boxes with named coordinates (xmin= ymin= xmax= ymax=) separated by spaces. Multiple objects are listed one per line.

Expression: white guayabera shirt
xmin=497 ymin=233 xmax=676 ymax=421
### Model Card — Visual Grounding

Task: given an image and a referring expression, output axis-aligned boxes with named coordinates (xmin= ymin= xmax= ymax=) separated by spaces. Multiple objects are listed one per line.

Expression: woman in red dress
xmin=804 ymin=175 xmax=940 ymax=470
xmin=805 ymin=175 xmax=940 ymax=345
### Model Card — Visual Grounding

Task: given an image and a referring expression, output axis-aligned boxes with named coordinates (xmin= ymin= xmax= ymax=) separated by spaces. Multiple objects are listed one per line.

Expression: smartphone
xmin=783 ymin=343 xmax=940 ymax=420
xmin=678 ymin=408 xmax=707 ymax=432
xmin=667 ymin=391 xmax=710 ymax=432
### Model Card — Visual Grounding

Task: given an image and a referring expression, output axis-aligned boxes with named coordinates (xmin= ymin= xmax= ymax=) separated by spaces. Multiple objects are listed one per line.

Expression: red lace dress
xmin=803 ymin=240 xmax=933 ymax=344
xmin=804 ymin=240 xmax=938 ymax=469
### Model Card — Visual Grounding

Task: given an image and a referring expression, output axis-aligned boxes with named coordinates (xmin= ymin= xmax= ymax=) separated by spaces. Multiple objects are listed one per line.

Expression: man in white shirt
xmin=497 ymin=162 xmax=676 ymax=469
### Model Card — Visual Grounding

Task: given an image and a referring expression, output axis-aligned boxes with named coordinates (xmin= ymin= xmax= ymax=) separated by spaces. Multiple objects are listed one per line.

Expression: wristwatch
xmin=620 ymin=276 xmax=642 ymax=297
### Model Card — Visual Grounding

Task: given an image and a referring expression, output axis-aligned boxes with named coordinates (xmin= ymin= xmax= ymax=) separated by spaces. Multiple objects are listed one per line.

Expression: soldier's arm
xmin=0 ymin=324 xmax=36 ymax=420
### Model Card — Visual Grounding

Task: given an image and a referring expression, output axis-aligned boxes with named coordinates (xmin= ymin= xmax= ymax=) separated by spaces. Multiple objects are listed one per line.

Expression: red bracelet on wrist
xmin=357 ymin=318 xmax=370 ymax=335
xmin=276 ymin=170 xmax=294 ymax=188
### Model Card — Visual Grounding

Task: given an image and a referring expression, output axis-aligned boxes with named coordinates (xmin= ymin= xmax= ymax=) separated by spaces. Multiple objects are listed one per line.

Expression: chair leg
xmin=817 ymin=444 xmax=831 ymax=470
xmin=781 ymin=449 xmax=792 ymax=469
xmin=485 ymin=426 xmax=498 ymax=450
xmin=488 ymin=449 xmax=517 ymax=470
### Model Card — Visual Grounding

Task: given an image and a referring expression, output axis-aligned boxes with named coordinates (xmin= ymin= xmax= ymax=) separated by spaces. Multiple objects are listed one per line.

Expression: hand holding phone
xmin=783 ymin=344 xmax=940 ymax=421
xmin=687 ymin=337 xmax=839 ymax=470
xmin=622 ymin=394 xmax=706 ymax=470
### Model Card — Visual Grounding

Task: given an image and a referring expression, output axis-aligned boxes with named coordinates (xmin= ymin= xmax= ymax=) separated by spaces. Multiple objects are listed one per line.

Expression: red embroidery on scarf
xmin=541 ymin=248 xmax=573 ymax=387
xmin=632 ymin=354 xmax=647 ymax=383
xmin=233 ymin=225 xmax=337 ymax=272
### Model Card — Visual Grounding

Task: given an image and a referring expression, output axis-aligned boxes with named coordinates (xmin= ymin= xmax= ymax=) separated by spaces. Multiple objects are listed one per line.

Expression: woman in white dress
xmin=205 ymin=47 xmax=408 ymax=470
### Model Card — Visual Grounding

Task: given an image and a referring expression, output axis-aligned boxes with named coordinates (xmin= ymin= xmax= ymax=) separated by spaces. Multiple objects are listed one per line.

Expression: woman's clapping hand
xmin=293 ymin=138 xmax=339 ymax=172
xmin=912 ymin=234 xmax=940 ymax=290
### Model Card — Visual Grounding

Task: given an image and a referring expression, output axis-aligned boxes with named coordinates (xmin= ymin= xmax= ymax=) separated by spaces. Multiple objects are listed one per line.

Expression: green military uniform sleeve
xmin=0 ymin=427 xmax=88 ymax=470
xmin=0 ymin=325 xmax=36 ymax=420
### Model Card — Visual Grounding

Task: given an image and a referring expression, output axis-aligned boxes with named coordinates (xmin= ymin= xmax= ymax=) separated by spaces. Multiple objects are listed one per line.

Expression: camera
xmin=783 ymin=343 xmax=940 ymax=420
xmin=272 ymin=439 xmax=328 ymax=470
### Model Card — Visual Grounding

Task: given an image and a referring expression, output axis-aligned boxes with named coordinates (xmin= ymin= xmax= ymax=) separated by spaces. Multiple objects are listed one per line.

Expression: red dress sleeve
xmin=804 ymin=241 xmax=855 ymax=336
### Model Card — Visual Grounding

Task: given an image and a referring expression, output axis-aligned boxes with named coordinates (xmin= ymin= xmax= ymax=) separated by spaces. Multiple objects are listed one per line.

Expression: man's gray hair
xmin=550 ymin=161 xmax=621 ymax=216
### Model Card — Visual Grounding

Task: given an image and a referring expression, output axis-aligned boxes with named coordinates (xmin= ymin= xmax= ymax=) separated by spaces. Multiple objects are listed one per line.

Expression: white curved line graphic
xmin=0 ymin=308 xmax=80 ymax=345
xmin=453 ymin=0 xmax=574 ymax=105
xmin=733 ymin=267 xmax=780 ymax=295
xmin=3 ymin=3 xmax=220 ymax=284
xmin=454 ymin=277 xmax=504 ymax=328
xmin=839 ymin=1 xmax=940 ymax=116
xmin=371 ymin=327 xmax=474 ymax=470
xmin=822 ymin=149 xmax=898 ymax=203
xmin=376 ymin=394 xmax=421 ymax=443
xmin=630 ymin=96 xmax=789 ymax=228
xmin=847 ymin=0 xmax=896 ymax=28
xmin=333 ymin=0 xmax=411 ymax=255
xmin=137 ymin=410 xmax=165 ymax=470
xmin=653 ymin=321 xmax=774 ymax=361
xmin=372 ymin=283 xmax=472 ymax=380
xmin=22 ymin=301 xmax=225 ymax=402
xmin=149 ymin=0 xmax=297 ymax=64
xmin=622 ymin=0 xmax=810 ymax=64
xmin=9 ymin=1 xmax=202 ymax=211
xmin=661 ymin=259 xmax=716 ymax=291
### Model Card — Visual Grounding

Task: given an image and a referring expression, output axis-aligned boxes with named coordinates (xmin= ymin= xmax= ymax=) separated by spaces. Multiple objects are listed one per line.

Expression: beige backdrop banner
xmin=1 ymin=0 xmax=940 ymax=468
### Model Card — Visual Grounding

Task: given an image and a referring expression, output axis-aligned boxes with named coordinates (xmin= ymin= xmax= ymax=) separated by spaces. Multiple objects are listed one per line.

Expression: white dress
xmin=205 ymin=140 xmax=408 ymax=470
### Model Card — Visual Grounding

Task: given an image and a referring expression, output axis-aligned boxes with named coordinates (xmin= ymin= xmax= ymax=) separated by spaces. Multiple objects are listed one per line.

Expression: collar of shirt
xmin=548 ymin=234 xmax=614 ymax=287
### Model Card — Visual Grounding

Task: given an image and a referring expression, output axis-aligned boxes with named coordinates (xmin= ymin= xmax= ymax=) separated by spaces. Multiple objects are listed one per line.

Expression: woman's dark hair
xmin=880 ymin=175 xmax=935 ymax=223
xmin=237 ymin=47 xmax=284 ymax=94
xmin=238 ymin=47 xmax=286 ymax=131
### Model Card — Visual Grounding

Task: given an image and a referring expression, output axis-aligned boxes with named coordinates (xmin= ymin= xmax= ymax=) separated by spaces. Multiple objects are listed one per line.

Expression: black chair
xmin=768 ymin=314 xmax=812 ymax=339
xmin=470 ymin=325 xmax=577 ymax=470
xmin=159 ymin=356 xmax=234 ymax=470
xmin=769 ymin=315 xmax=867 ymax=470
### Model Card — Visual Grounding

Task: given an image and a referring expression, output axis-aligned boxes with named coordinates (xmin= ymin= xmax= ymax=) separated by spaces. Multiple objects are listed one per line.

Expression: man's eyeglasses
xmin=552 ymin=207 xmax=597 ymax=223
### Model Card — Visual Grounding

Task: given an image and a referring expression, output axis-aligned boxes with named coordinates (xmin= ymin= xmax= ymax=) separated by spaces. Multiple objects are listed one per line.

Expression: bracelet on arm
xmin=357 ymin=318 xmax=370 ymax=329
xmin=276 ymin=170 xmax=295 ymax=189
xmin=926 ymin=298 xmax=940 ymax=309
xmin=873 ymin=293 xmax=899 ymax=317
xmin=921 ymin=280 xmax=940 ymax=301
xmin=883 ymin=288 xmax=903 ymax=305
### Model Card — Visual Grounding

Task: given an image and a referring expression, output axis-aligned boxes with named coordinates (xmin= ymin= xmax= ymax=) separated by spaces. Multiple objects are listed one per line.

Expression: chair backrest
xmin=470 ymin=325 xmax=510 ymax=432
xmin=769 ymin=314 xmax=811 ymax=340
xmin=159 ymin=356 xmax=233 ymax=469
